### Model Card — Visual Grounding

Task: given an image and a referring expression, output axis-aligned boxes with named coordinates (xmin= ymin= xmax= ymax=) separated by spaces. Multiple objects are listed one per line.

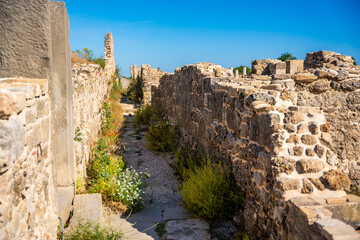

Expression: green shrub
xmin=88 ymin=139 xmax=146 ymax=210
xmin=173 ymin=147 xmax=205 ymax=180
xmin=134 ymin=104 xmax=162 ymax=128
xmin=181 ymin=161 xmax=244 ymax=219
xmin=110 ymin=79 xmax=122 ymax=100
xmin=61 ymin=221 xmax=123 ymax=240
xmin=125 ymin=77 xmax=143 ymax=103
xmin=145 ymin=120 xmax=177 ymax=152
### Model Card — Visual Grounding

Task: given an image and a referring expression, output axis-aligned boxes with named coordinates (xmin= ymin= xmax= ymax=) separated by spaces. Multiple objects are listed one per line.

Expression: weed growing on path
xmin=181 ymin=161 xmax=244 ymax=219
xmin=59 ymin=220 xmax=123 ymax=240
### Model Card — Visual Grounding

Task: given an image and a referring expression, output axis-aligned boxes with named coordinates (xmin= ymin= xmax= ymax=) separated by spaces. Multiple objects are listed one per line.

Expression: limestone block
xmin=17 ymin=106 xmax=36 ymax=125
xmin=322 ymin=169 xmax=350 ymax=191
xmin=301 ymin=179 xmax=313 ymax=194
xmin=286 ymin=60 xmax=304 ymax=74
xmin=36 ymin=98 xmax=47 ymax=118
xmin=0 ymin=116 xmax=25 ymax=166
xmin=272 ymin=157 xmax=295 ymax=175
xmin=297 ymin=159 xmax=324 ymax=173
xmin=301 ymin=135 xmax=318 ymax=145
xmin=277 ymin=177 xmax=300 ymax=191
xmin=294 ymin=73 xmax=318 ymax=83
xmin=309 ymin=178 xmax=325 ymax=191
xmin=0 ymin=93 xmax=15 ymax=119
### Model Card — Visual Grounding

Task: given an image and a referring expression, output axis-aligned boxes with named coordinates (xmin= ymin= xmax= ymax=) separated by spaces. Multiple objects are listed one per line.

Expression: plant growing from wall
xmin=74 ymin=127 xmax=82 ymax=142
xmin=72 ymin=47 xmax=105 ymax=68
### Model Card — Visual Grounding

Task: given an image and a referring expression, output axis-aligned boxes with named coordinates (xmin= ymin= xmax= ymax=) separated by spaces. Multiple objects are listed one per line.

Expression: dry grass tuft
xmin=71 ymin=52 xmax=91 ymax=65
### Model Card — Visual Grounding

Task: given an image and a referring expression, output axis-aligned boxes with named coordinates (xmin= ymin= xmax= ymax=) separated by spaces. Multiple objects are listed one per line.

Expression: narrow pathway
xmin=119 ymin=100 xmax=211 ymax=240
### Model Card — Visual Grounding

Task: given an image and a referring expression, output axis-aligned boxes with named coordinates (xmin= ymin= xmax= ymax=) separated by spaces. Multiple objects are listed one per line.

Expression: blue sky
xmin=64 ymin=0 xmax=360 ymax=77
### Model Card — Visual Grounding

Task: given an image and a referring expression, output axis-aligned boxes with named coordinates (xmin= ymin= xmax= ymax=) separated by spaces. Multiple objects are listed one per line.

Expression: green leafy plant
xmin=124 ymin=77 xmax=143 ymax=103
xmin=60 ymin=220 xmax=123 ymax=240
xmin=277 ymin=52 xmax=296 ymax=62
xmin=181 ymin=161 xmax=244 ymax=219
xmin=155 ymin=222 xmax=166 ymax=238
xmin=73 ymin=47 xmax=105 ymax=68
xmin=173 ymin=147 xmax=205 ymax=181
xmin=74 ymin=127 xmax=82 ymax=142
xmin=145 ymin=120 xmax=177 ymax=152
xmin=232 ymin=232 xmax=251 ymax=240
xmin=352 ymin=57 xmax=357 ymax=66
xmin=134 ymin=104 xmax=162 ymax=128
xmin=88 ymin=139 xmax=146 ymax=210
xmin=233 ymin=65 xmax=252 ymax=75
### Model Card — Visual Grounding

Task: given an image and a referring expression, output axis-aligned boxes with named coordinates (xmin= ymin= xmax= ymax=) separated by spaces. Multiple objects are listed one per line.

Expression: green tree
xmin=277 ymin=52 xmax=296 ymax=62
xmin=352 ymin=57 xmax=357 ymax=66
xmin=233 ymin=65 xmax=251 ymax=75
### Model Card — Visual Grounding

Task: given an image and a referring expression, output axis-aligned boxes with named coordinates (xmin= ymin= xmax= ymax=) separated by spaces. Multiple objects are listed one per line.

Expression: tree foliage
xmin=277 ymin=52 xmax=296 ymax=62
xmin=233 ymin=65 xmax=252 ymax=75
xmin=352 ymin=57 xmax=357 ymax=66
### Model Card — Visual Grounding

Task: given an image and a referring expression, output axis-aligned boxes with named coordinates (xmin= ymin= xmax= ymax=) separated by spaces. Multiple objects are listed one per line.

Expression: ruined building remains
xmin=152 ymin=52 xmax=360 ymax=239
xmin=130 ymin=64 xmax=167 ymax=104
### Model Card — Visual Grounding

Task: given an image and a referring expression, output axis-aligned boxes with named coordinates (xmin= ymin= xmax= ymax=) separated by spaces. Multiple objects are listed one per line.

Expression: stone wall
xmin=0 ymin=78 xmax=57 ymax=240
xmin=72 ymin=61 xmax=113 ymax=181
xmin=0 ymin=1 xmax=116 ymax=239
xmin=130 ymin=64 xmax=166 ymax=104
xmin=152 ymin=54 xmax=360 ymax=239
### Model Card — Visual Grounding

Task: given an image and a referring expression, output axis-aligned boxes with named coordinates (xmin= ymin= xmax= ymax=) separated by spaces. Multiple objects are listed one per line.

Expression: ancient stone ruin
xmin=152 ymin=53 xmax=360 ymax=239
xmin=130 ymin=64 xmax=167 ymax=104
xmin=1 ymin=0 xmax=360 ymax=239
xmin=0 ymin=1 xmax=116 ymax=239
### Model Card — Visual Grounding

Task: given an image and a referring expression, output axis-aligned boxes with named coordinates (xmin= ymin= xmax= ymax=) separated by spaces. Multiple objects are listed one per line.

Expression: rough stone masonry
xmin=0 ymin=1 xmax=116 ymax=239
xmin=152 ymin=52 xmax=360 ymax=239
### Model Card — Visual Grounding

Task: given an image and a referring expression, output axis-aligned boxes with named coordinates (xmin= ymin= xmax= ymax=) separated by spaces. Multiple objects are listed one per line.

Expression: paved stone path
xmin=118 ymin=100 xmax=211 ymax=240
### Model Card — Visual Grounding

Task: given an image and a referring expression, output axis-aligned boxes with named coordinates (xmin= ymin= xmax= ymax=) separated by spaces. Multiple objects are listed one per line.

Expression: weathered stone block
xmin=301 ymin=135 xmax=318 ymax=145
xmin=294 ymin=74 xmax=318 ymax=83
xmin=322 ymin=169 xmax=350 ymax=191
xmin=297 ymin=159 xmax=324 ymax=173
xmin=301 ymin=179 xmax=313 ymax=194
xmin=277 ymin=177 xmax=300 ymax=191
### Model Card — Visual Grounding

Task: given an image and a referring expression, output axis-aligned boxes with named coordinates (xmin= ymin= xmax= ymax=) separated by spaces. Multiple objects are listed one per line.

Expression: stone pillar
xmin=104 ymin=33 xmax=115 ymax=75
xmin=50 ymin=1 xmax=74 ymax=187
xmin=243 ymin=67 xmax=246 ymax=76
xmin=235 ymin=69 xmax=239 ymax=78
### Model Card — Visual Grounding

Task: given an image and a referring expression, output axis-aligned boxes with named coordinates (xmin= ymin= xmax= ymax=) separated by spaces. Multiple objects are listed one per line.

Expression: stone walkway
xmin=119 ymin=100 xmax=211 ymax=240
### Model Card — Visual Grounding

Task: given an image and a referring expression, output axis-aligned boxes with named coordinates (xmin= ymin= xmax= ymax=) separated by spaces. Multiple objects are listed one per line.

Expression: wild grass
xmin=60 ymin=221 xmax=123 ymax=240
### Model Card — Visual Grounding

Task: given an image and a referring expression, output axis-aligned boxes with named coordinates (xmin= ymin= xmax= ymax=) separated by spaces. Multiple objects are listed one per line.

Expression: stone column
xmin=235 ymin=69 xmax=239 ymax=78
xmin=243 ymin=67 xmax=247 ymax=76
xmin=104 ymin=33 xmax=115 ymax=76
